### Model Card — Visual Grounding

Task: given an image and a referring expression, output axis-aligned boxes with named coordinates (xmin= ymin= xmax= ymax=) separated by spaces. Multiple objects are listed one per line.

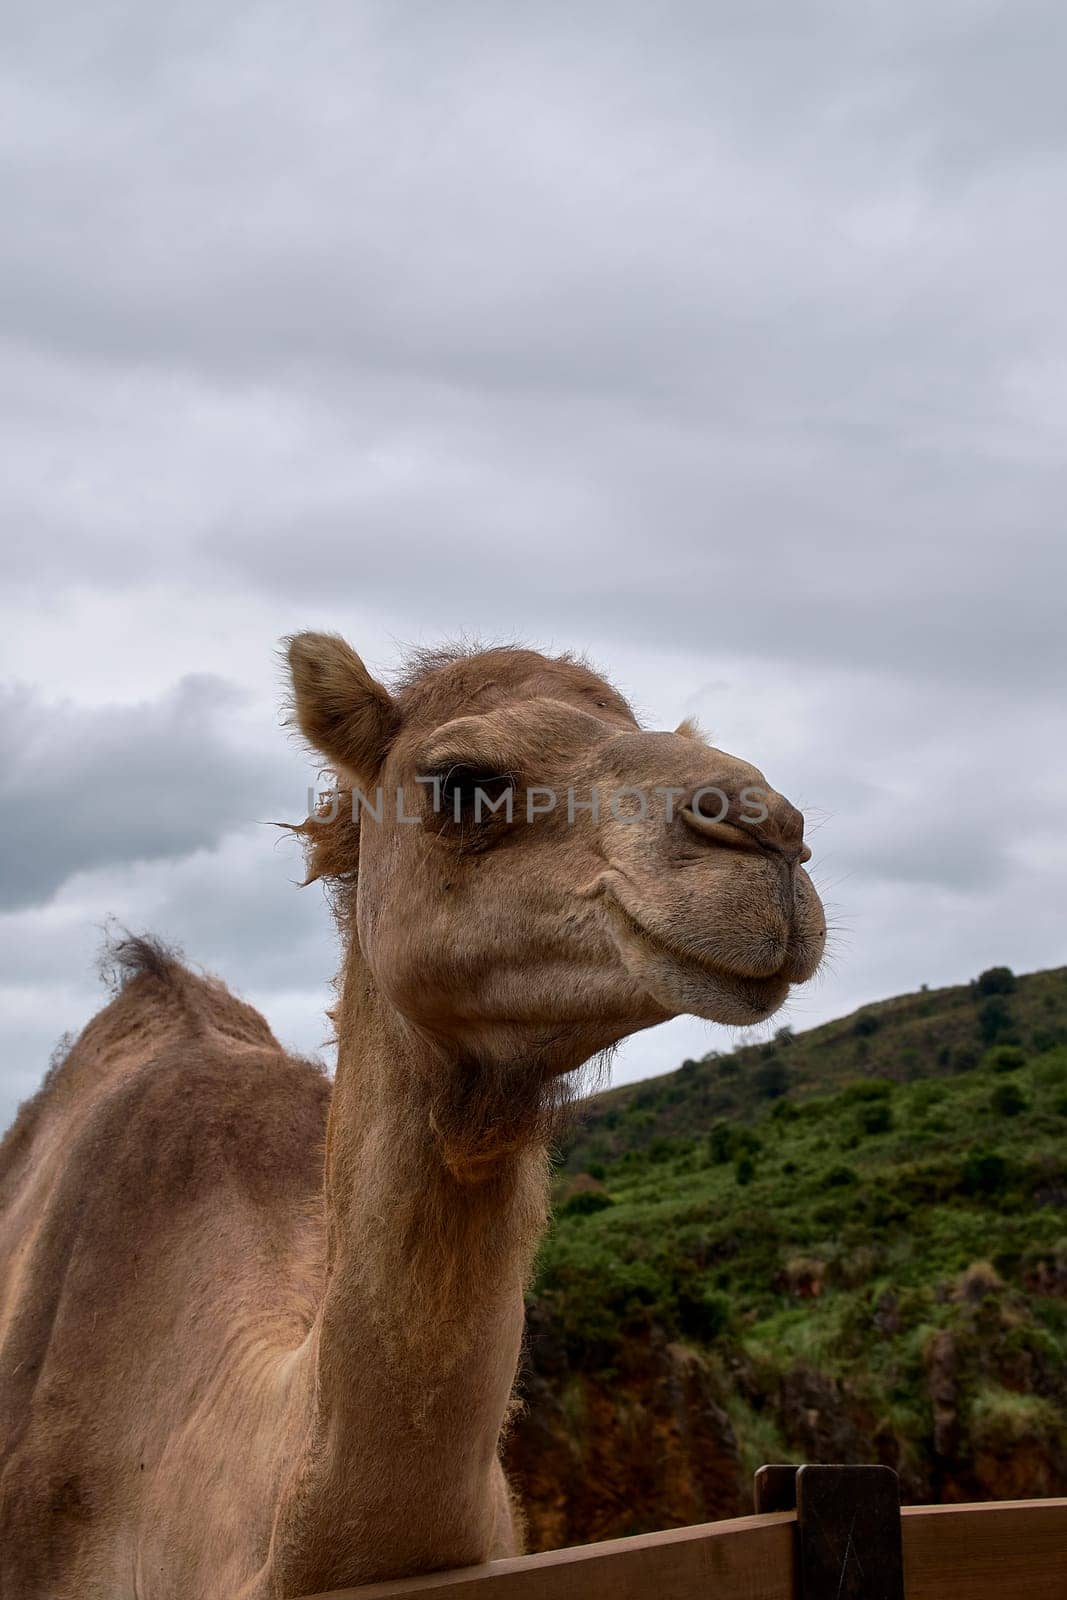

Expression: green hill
xmin=504 ymin=965 xmax=1067 ymax=1551
xmin=563 ymin=963 xmax=1067 ymax=1170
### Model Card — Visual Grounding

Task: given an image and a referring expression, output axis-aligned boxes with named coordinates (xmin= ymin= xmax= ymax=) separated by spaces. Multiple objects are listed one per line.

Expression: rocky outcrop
xmin=508 ymin=1262 xmax=1067 ymax=1553
xmin=505 ymin=1308 xmax=743 ymax=1551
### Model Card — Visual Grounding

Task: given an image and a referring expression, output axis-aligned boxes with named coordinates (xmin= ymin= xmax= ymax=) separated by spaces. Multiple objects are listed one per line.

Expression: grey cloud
xmin=206 ymin=475 xmax=1066 ymax=698
xmin=0 ymin=829 xmax=329 ymax=998
xmin=3 ymin=1 xmax=1065 ymax=398
xmin=3 ymin=0 xmax=1066 ymax=697
xmin=0 ymin=676 xmax=300 ymax=909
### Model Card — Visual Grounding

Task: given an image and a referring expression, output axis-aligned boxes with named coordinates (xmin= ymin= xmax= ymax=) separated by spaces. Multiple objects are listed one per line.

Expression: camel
xmin=0 ymin=635 xmax=825 ymax=1599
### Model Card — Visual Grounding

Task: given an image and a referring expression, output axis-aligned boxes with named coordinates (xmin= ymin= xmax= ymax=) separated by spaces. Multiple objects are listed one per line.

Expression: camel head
xmin=288 ymin=634 xmax=825 ymax=1079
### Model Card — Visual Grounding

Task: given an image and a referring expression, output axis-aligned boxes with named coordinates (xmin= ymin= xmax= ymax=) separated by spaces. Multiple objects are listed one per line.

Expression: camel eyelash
xmin=431 ymin=764 xmax=519 ymax=823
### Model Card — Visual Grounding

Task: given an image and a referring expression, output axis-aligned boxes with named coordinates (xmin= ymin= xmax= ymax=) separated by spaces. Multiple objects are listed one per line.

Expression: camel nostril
xmin=680 ymin=785 xmax=809 ymax=864
xmin=680 ymin=809 xmax=762 ymax=853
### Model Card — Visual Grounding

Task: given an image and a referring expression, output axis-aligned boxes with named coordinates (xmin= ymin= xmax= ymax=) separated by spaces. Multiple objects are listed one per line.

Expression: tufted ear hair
xmin=286 ymin=632 xmax=399 ymax=783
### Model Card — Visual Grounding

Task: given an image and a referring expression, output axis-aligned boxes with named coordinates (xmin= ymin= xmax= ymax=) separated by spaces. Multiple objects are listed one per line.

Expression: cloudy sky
xmin=3 ymin=0 xmax=1066 ymax=1132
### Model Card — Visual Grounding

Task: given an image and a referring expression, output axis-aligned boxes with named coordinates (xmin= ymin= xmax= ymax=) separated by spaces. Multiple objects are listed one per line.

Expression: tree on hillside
xmin=978 ymin=996 xmax=1016 ymax=1044
xmin=755 ymin=1057 xmax=791 ymax=1099
xmin=974 ymin=966 xmax=1016 ymax=997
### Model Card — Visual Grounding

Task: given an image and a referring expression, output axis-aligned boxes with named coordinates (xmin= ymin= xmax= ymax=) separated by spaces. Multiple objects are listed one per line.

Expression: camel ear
xmin=286 ymin=633 xmax=399 ymax=782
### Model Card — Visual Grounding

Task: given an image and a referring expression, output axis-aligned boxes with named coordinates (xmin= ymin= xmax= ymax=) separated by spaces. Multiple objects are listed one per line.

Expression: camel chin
xmin=609 ymin=920 xmax=793 ymax=1026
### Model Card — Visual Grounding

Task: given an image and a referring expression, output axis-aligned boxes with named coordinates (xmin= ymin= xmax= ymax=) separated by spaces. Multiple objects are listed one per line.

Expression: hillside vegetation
xmin=504 ymin=965 xmax=1067 ymax=1552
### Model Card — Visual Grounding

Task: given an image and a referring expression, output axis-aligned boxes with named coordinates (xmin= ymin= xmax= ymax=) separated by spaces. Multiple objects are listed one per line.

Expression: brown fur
xmin=0 ymin=638 xmax=825 ymax=1598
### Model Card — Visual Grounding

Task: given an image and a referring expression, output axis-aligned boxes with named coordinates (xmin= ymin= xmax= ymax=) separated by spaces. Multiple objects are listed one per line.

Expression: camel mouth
xmin=603 ymin=898 xmax=793 ymax=1026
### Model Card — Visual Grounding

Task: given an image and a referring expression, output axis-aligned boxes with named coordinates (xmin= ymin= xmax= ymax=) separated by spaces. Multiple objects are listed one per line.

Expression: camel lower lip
xmin=611 ymin=905 xmax=789 ymax=1012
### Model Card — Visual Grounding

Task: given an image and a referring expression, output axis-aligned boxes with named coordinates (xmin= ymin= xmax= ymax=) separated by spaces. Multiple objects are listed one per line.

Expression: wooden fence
xmin=301 ymin=1467 xmax=1067 ymax=1600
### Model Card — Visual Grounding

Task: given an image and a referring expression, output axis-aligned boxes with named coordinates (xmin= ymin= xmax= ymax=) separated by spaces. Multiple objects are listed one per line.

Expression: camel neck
xmin=271 ymin=955 xmax=548 ymax=1593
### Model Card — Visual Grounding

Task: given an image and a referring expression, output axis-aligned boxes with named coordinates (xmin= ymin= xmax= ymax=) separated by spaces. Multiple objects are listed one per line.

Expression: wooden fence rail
xmin=300 ymin=1468 xmax=1067 ymax=1600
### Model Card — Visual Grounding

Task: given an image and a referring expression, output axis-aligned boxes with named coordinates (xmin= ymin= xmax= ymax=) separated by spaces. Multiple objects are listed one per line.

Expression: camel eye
xmin=438 ymin=765 xmax=515 ymax=824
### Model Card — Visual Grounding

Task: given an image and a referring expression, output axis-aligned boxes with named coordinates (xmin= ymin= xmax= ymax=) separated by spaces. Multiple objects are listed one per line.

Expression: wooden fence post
xmin=753 ymin=1463 xmax=905 ymax=1600
xmin=753 ymin=1463 xmax=800 ymax=1515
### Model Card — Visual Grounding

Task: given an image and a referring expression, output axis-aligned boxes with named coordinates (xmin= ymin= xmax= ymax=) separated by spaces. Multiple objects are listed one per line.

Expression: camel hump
xmin=100 ymin=934 xmax=281 ymax=1050
xmin=0 ymin=935 xmax=285 ymax=1193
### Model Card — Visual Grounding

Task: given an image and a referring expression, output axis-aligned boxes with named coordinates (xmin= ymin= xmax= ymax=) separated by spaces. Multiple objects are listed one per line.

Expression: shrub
xmin=962 ymin=1151 xmax=1009 ymax=1195
xmin=841 ymin=1078 xmax=894 ymax=1103
xmin=821 ymin=1164 xmax=860 ymax=1189
xmin=755 ymin=1058 xmax=791 ymax=1099
xmin=859 ymin=1101 xmax=894 ymax=1136
xmin=1035 ymin=1050 xmax=1067 ymax=1086
xmin=774 ymin=1025 xmax=795 ymax=1047
xmin=985 ymin=1045 xmax=1026 ymax=1073
xmin=676 ymin=1287 xmax=731 ymax=1343
xmin=974 ymin=966 xmax=1017 ymax=997
xmin=735 ymin=1155 xmax=756 ymax=1186
xmin=560 ymin=1190 xmax=615 ymax=1218
xmin=953 ymin=1260 xmax=1003 ymax=1303
xmin=853 ymin=1012 xmax=882 ymax=1037
xmin=970 ymin=1387 xmax=1059 ymax=1452
xmin=991 ymin=1081 xmax=1028 ymax=1118
xmin=708 ymin=1123 xmax=735 ymax=1164
xmin=865 ymin=1184 xmax=910 ymax=1227
xmin=952 ymin=1044 xmax=981 ymax=1072
xmin=606 ymin=1261 xmax=663 ymax=1310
